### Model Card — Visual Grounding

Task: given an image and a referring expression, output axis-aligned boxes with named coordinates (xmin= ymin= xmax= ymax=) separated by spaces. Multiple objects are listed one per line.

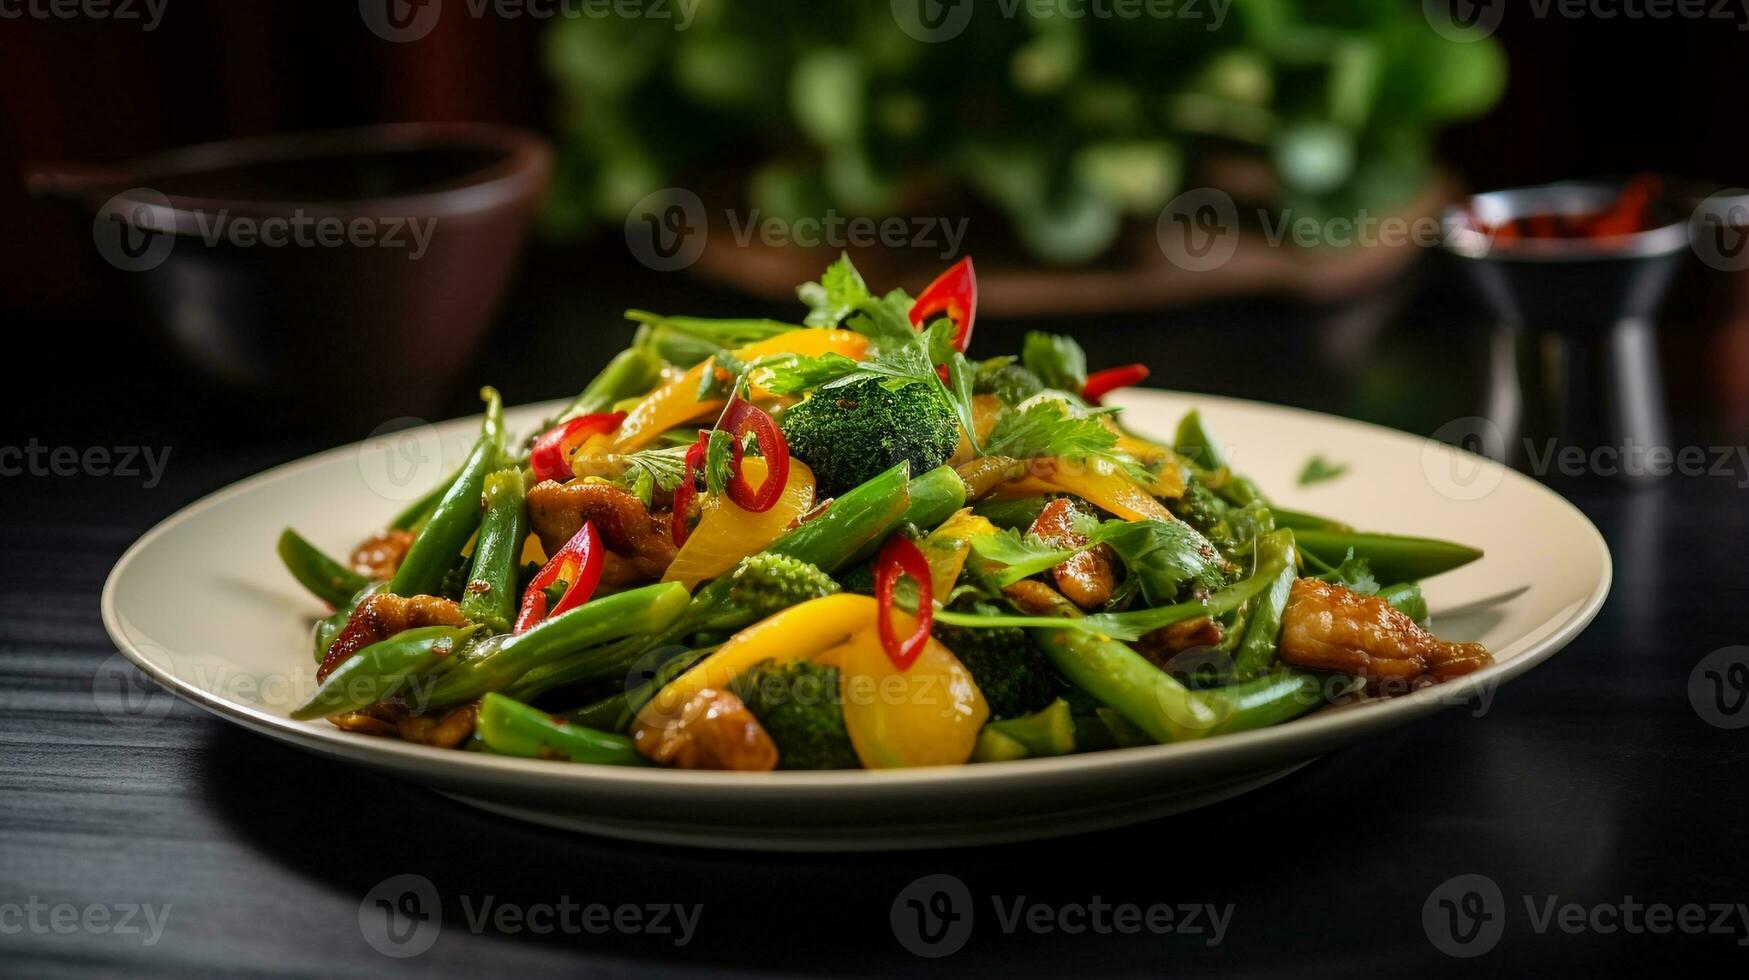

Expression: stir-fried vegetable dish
xmin=279 ymin=256 xmax=1492 ymax=770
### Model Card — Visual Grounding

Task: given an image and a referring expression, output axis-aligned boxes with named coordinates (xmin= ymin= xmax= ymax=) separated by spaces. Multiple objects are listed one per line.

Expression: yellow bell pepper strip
xmin=1111 ymin=432 xmax=1187 ymax=499
xmin=918 ymin=509 xmax=999 ymax=601
xmin=663 ymin=458 xmax=816 ymax=590
xmin=608 ymin=328 xmax=869 ymax=454
xmin=836 ymin=620 xmax=989 ymax=768
xmin=950 ymin=394 xmax=1007 ymax=465
xmin=994 ymin=456 xmax=1175 ymax=523
xmin=637 ymin=593 xmax=875 ymax=725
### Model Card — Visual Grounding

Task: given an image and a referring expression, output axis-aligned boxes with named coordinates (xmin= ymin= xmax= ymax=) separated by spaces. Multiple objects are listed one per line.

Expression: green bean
xmin=388 ymin=388 xmax=504 ymax=598
xmin=972 ymin=495 xmax=1052 ymax=530
xmin=425 ymin=582 xmax=690 ymax=707
xmin=1271 ymin=507 xmax=1354 ymax=533
xmin=1231 ymin=530 xmax=1298 ymax=681
xmin=1294 ymin=529 xmax=1482 ymax=583
xmin=457 ymin=469 xmax=527 ymax=634
xmin=1175 ymin=409 xmax=1265 ymax=506
xmin=473 ymin=693 xmax=645 ymax=765
xmin=291 ymin=625 xmax=480 ymax=720
xmin=388 ymin=464 xmax=463 ymax=532
xmin=1034 ymin=627 xmax=1331 ymax=743
xmin=551 ymin=345 xmax=664 ymax=425
xmin=277 ymin=529 xmax=368 ymax=608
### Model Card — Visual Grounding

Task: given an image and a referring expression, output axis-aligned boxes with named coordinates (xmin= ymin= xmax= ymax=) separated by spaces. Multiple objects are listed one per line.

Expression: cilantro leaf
xmin=1022 ymin=332 xmax=1088 ymax=392
xmin=983 ymin=398 xmax=1120 ymax=460
xmin=1297 ymin=454 xmax=1349 ymax=486
xmin=617 ymin=444 xmax=690 ymax=493
xmin=797 ymin=254 xmax=872 ymax=327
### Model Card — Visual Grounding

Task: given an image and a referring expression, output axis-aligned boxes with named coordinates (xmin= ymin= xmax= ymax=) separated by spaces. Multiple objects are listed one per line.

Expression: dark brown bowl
xmin=29 ymin=123 xmax=552 ymax=423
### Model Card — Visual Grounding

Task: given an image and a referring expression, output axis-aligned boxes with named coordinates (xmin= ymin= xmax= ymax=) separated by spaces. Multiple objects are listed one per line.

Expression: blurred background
xmin=5 ymin=0 xmax=1749 ymax=452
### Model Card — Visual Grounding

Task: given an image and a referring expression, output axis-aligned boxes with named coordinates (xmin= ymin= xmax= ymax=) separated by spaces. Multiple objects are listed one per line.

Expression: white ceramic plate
xmin=102 ymin=391 xmax=1610 ymax=850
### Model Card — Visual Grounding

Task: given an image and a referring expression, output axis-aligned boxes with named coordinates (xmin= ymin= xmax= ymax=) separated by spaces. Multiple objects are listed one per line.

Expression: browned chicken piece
xmin=395 ymin=702 xmax=481 ymax=748
xmin=1026 ymin=497 xmax=1117 ymax=609
xmin=317 ymin=593 xmax=468 ymax=681
xmin=330 ymin=701 xmax=481 ymax=748
xmin=1001 ymin=580 xmax=1077 ymax=618
xmin=1137 ymin=616 xmax=1223 ymax=666
xmin=632 ymin=688 xmax=778 ymax=771
xmin=350 ymin=528 xmax=416 ymax=580
xmin=526 ymin=480 xmax=678 ymax=581
xmin=1279 ymin=578 xmax=1493 ymax=687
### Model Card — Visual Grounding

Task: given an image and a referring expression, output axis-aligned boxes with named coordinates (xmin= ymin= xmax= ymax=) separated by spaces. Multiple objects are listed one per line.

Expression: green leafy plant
xmin=543 ymin=0 xmax=1506 ymax=264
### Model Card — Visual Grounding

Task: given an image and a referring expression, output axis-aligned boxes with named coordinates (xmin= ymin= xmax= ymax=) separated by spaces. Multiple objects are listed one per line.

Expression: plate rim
xmin=100 ymin=389 xmax=1613 ymax=794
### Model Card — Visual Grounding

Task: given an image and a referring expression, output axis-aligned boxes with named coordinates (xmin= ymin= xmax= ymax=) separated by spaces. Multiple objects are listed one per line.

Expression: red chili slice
xmin=722 ymin=400 xmax=790 ymax=514
xmin=529 ymin=411 xmax=627 ymax=484
xmin=670 ymin=430 xmax=711 ymax=548
xmin=909 ymin=256 xmax=978 ymax=353
xmin=513 ymin=521 xmax=604 ymax=634
xmin=875 ymin=535 xmax=934 ymax=672
xmin=1082 ymin=363 xmax=1151 ymax=406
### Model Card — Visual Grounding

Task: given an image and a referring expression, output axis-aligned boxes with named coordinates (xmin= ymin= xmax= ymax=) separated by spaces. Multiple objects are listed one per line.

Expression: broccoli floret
xmin=780 ymin=378 xmax=959 ymax=497
xmin=727 ymin=553 xmax=839 ymax=620
xmin=837 ymin=560 xmax=876 ymax=596
xmin=933 ymin=614 xmax=1061 ymax=720
xmin=732 ymin=660 xmax=859 ymax=770
xmin=973 ymin=361 xmax=1045 ymax=406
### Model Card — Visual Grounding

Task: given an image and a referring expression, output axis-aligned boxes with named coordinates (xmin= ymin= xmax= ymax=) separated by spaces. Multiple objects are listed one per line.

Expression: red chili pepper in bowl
xmin=874 ymin=535 xmax=934 ymax=671
xmin=513 ymin=521 xmax=604 ymax=634
xmin=722 ymin=400 xmax=790 ymax=514
xmin=1082 ymin=363 xmax=1151 ymax=405
xmin=670 ymin=430 xmax=711 ymax=548
xmin=528 ymin=411 xmax=626 ymax=484
xmin=909 ymin=256 xmax=977 ymax=352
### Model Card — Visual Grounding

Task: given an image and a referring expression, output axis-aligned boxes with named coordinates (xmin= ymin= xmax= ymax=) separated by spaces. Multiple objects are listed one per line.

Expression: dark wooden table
xmin=5 ymin=250 xmax=1747 ymax=977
